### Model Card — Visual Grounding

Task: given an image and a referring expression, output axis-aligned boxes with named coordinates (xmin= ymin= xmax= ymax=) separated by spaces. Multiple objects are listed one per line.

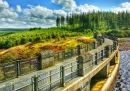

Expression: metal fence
xmin=36 ymin=60 xmax=78 ymax=91
xmin=38 ymin=67 xmax=62 ymax=91
xmin=64 ymin=61 xmax=78 ymax=83
xmin=0 ymin=62 xmax=16 ymax=82
xmin=0 ymin=77 xmax=34 ymax=91
xmin=0 ymin=58 xmax=37 ymax=83
xmin=13 ymin=78 xmax=34 ymax=91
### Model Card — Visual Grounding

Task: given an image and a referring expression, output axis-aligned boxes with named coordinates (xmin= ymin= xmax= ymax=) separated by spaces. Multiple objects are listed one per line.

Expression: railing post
xmin=50 ymin=70 xmax=52 ymax=90
xmin=113 ymin=41 xmax=117 ymax=50
xmin=101 ymin=50 xmax=104 ymax=61
xmin=94 ymin=41 xmax=97 ymax=49
xmin=36 ymin=53 xmax=42 ymax=70
xmin=16 ymin=60 xmax=20 ymax=77
xmin=94 ymin=33 xmax=98 ymax=39
xmin=71 ymin=48 xmax=73 ymax=57
xmin=86 ymin=44 xmax=88 ymax=51
xmin=102 ymin=33 xmax=105 ymax=37
xmin=105 ymin=45 xmax=111 ymax=57
xmin=3 ymin=66 xmax=6 ymax=80
xmin=77 ymin=45 xmax=81 ymax=55
xmin=95 ymin=52 xmax=98 ymax=65
xmin=34 ymin=75 xmax=38 ymax=91
xmin=62 ymin=50 xmax=65 ymax=60
xmin=61 ymin=66 xmax=65 ymax=87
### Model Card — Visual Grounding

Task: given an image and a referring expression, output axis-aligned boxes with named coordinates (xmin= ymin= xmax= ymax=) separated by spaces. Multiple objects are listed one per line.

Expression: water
xmin=113 ymin=50 xmax=130 ymax=91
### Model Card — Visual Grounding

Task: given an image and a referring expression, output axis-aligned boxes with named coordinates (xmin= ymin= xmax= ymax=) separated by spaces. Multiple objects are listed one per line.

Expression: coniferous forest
xmin=56 ymin=11 xmax=130 ymax=37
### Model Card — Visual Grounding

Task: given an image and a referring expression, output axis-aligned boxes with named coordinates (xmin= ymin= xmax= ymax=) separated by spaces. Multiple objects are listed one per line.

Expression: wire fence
xmin=0 ymin=58 xmax=37 ymax=83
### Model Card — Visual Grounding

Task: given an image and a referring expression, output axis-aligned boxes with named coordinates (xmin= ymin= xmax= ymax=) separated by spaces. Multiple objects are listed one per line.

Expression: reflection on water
xmin=113 ymin=50 xmax=130 ymax=91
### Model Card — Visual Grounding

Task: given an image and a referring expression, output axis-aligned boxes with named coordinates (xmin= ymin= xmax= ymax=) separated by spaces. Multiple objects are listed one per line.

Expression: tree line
xmin=56 ymin=11 xmax=130 ymax=31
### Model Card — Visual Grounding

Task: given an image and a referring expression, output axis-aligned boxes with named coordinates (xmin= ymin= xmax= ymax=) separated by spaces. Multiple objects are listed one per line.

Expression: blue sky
xmin=0 ymin=0 xmax=130 ymax=28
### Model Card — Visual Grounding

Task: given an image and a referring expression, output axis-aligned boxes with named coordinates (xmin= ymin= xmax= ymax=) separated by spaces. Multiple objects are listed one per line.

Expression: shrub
xmin=0 ymin=50 xmax=18 ymax=63
xmin=5 ymin=40 xmax=15 ymax=48
xmin=20 ymin=37 xmax=28 ymax=44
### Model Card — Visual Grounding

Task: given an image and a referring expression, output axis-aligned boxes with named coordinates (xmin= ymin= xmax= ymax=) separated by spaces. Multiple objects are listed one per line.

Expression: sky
xmin=0 ymin=0 xmax=130 ymax=28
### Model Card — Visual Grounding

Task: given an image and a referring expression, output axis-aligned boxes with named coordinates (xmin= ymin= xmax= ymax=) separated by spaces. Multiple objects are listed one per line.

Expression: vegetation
xmin=56 ymin=11 xmax=130 ymax=37
xmin=0 ymin=27 xmax=88 ymax=49
xmin=105 ymin=29 xmax=130 ymax=38
xmin=0 ymin=35 xmax=94 ymax=64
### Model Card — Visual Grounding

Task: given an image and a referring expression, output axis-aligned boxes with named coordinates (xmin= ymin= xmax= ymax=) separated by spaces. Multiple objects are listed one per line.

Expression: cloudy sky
xmin=0 ymin=0 xmax=130 ymax=28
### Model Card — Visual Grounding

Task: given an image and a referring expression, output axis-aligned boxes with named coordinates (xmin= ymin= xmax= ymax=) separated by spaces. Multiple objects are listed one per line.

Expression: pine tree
xmin=56 ymin=17 xmax=60 ymax=27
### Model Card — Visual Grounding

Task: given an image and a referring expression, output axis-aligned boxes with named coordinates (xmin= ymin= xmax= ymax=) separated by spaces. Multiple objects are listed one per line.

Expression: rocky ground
xmin=119 ymin=42 xmax=130 ymax=51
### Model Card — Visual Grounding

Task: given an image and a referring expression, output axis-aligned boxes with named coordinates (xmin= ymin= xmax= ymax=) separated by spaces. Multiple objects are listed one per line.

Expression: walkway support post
xmin=16 ymin=60 xmax=20 ymax=77
xmin=34 ymin=75 xmax=38 ymax=91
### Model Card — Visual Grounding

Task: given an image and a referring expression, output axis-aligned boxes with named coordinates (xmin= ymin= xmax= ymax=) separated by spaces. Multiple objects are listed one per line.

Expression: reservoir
xmin=113 ymin=50 xmax=130 ymax=91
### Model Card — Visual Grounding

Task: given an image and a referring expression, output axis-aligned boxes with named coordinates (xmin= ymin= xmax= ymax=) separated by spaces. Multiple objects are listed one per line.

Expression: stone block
xmin=37 ymin=50 xmax=55 ymax=70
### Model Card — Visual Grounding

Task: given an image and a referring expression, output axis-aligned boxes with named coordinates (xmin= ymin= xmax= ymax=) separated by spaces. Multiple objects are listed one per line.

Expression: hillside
xmin=0 ymin=27 xmax=94 ymax=64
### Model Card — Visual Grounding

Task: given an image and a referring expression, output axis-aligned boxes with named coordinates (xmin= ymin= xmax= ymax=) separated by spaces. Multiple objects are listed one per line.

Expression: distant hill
xmin=0 ymin=28 xmax=29 ymax=32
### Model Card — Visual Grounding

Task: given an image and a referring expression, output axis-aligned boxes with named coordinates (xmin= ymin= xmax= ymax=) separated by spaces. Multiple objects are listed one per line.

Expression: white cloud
xmin=22 ymin=5 xmax=67 ymax=27
xmin=23 ymin=5 xmax=53 ymax=19
xmin=52 ymin=0 xmax=77 ymax=11
xmin=53 ymin=9 xmax=67 ymax=17
xmin=16 ymin=5 xmax=22 ymax=12
xmin=0 ymin=9 xmax=18 ymax=18
xmin=74 ymin=4 xmax=100 ymax=13
xmin=0 ymin=0 xmax=9 ymax=11
xmin=0 ymin=0 xmax=18 ymax=18
xmin=111 ymin=2 xmax=130 ymax=13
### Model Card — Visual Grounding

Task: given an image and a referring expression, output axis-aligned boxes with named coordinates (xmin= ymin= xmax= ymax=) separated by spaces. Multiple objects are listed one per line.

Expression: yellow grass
xmin=90 ymin=65 xmax=115 ymax=91
xmin=0 ymin=36 xmax=94 ymax=61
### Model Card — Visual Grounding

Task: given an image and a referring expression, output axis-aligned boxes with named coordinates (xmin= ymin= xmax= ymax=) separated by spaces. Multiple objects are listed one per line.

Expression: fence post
xmin=16 ymin=60 xmax=20 ymax=77
xmin=77 ymin=45 xmax=81 ymax=55
xmin=61 ymin=66 xmax=65 ymax=87
xmin=50 ymin=70 xmax=52 ymax=90
xmin=71 ymin=48 xmax=73 ymax=57
xmin=36 ymin=53 xmax=42 ymax=70
xmin=111 ymin=45 xmax=113 ymax=53
xmin=94 ymin=33 xmax=98 ymax=39
xmin=103 ymin=37 xmax=105 ymax=43
xmin=95 ymin=53 xmax=98 ymax=65
xmin=94 ymin=41 xmax=97 ymax=49
xmin=101 ymin=50 xmax=104 ymax=61
xmin=34 ymin=75 xmax=38 ymax=91
xmin=62 ymin=50 xmax=65 ymax=60
xmin=86 ymin=44 xmax=88 ymax=51
xmin=113 ymin=41 xmax=117 ymax=50
xmin=102 ymin=33 xmax=105 ymax=37
xmin=105 ymin=45 xmax=111 ymax=57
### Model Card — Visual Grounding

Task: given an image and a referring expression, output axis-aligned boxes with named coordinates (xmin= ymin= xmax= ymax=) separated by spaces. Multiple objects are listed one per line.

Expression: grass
xmin=90 ymin=78 xmax=107 ymax=91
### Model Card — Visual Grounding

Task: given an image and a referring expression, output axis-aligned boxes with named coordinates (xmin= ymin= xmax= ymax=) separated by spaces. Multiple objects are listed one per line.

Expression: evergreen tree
xmin=61 ymin=16 xmax=65 ymax=26
xmin=56 ymin=17 xmax=60 ymax=27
